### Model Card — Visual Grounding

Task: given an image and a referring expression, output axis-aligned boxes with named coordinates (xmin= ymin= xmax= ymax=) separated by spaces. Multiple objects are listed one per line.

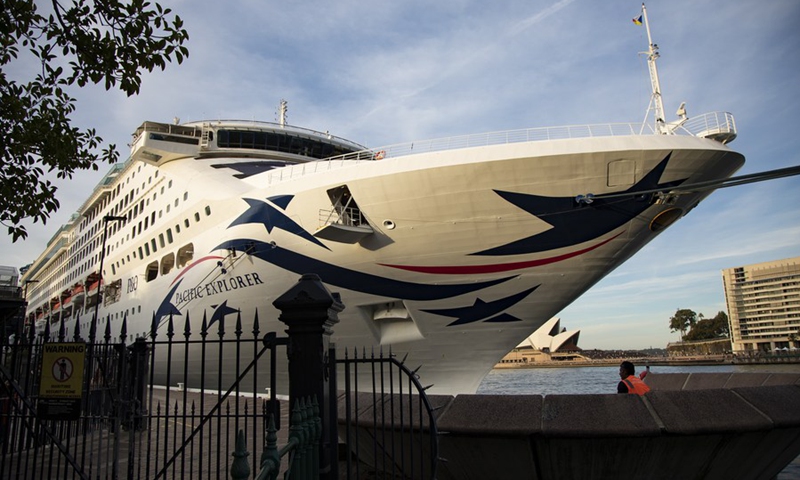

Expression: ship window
xmin=205 ymin=206 xmax=211 ymax=216
xmin=151 ymin=238 xmax=157 ymax=253
xmin=184 ymin=219 xmax=190 ymax=228
xmin=137 ymin=247 xmax=142 ymax=258
xmin=183 ymin=192 xmax=188 ymax=201
xmin=175 ymin=224 xmax=180 ymax=234
xmin=194 ymin=212 xmax=200 ymax=222
xmin=111 ymin=264 xmax=116 ymax=275
xmin=144 ymin=217 xmax=149 ymax=229
xmin=151 ymin=212 xmax=156 ymax=224
xmin=166 ymin=229 xmax=173 ymax=243
xmin=177 ymin=243 xmax=194 ymax=267
xmin=144 ymin=243 xmax=150 ymax=256
xmin=160 ymin=253 xmax=174 ymax=275
xmin=159 ymin=234 xmax=165 ymax=248
xmin=146 ymin=261 xmax=158 ymax=282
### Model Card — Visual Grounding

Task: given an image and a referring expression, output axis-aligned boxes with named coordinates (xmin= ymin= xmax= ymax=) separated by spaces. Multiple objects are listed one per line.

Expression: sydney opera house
xmin=496 ymin=317 xmax=584 ymax=366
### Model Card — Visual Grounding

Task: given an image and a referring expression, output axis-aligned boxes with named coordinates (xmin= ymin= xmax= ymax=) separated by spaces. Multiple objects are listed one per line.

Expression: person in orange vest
xmin=617 ymin=361 xmax=651 ymax=395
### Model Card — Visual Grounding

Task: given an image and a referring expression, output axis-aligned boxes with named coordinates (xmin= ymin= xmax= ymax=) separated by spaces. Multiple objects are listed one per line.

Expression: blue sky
xmin=3 ymin=0 xmax=799 ymax=350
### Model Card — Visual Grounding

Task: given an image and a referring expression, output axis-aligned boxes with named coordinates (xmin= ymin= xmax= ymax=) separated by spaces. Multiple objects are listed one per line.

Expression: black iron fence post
xmin=126 ymin=337 xmax=149 ymax=431
xmin=273 ymin=273 xmax=342 ymax=480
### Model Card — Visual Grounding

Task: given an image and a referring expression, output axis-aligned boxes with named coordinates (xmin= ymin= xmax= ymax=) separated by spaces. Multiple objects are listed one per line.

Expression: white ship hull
xmin=23 ymin=118 xmax=744 ymax=394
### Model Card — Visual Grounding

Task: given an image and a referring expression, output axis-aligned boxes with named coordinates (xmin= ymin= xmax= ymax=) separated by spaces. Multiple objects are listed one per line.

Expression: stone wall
xmin=342 ymin=373 xmax=800 ymax=479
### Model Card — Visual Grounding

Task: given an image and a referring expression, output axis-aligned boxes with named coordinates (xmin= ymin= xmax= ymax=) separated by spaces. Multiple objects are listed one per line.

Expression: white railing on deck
xmin=677 ymin=111 xmax=737 ymax=139
xmin=265 ymin=111 xmax=736 ymax=186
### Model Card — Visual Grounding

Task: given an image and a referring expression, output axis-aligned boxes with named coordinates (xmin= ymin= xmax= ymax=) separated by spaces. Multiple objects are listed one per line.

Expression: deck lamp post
xmin=22 ymin=280 xmax=38 ymax=337
xmin=90 ymin=215 xmax=126 ymax=339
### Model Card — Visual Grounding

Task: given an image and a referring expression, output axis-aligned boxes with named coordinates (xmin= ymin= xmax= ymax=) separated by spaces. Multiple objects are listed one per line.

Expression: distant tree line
xmin=669 ymin=308 xmax=729 ymax=342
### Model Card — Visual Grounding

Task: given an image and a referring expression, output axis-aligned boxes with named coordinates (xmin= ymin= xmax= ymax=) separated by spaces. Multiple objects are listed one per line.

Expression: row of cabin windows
xmin=145 ymin=244 xmax=194 ymax=282
xmin=110 ymin=206 xmax=211 ymax=279
xmin=65 ymin=175 xmax=175 ymax=295
xmin=30 ymin=165 xmax=165 ymax=308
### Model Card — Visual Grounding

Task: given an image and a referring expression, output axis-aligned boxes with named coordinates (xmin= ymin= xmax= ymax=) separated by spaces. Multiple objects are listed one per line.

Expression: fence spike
xmin=103 ymin=315 xmax=112 ymax=343
xmin=422 ymin=384 xmax=434 ymax=391
xmin=200 ymin=311 xmax=209 ymax=338
xmin=58 ymin=314 xmax=66 ymax=342
xmin=230 ymin=429 xmax=251 ymax=480
xmin=400 ymin=352 xmax=409 ymax=365
xmin=183 ymin=312 xmax=192 ymax=338
xmin=167 ymin=314 xmax=175 ymax=339
xmin=252 ymin=309 xmax=260 ymax=337
xmin=72 ymin=314 xmax=82 ymax=341
xmin=150 ymin=312 xmax=159 ymax=340
xmin=120 ymin=315 xmax=128 ymax=343
xmin=261 ymin=414 xmax=279 ymax=474
xmin=235 ymin=310 xmax=243 ymax=338
xmin=217 ymin=309 xmax=226 ymax=338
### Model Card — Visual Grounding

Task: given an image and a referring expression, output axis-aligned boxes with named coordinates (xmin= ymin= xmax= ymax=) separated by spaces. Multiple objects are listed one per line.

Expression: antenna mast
xmin=278 ymin=99 xmax=288 ymax=126
xmin=640 ymin=3 xmax=668 ymax=134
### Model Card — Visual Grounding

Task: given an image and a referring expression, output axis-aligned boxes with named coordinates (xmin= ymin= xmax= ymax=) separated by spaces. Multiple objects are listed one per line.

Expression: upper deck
xmin=130 ymin=119 xmax=367 ymax=165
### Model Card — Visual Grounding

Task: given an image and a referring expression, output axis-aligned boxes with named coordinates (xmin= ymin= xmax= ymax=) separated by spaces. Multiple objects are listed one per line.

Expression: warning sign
xmin=38 ymin=342 xmax=86 ymax=420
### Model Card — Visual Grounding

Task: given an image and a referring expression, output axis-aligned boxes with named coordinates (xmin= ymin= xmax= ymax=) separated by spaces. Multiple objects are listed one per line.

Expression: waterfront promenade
xmin=495 ymin=353 xmax=800 ymax=368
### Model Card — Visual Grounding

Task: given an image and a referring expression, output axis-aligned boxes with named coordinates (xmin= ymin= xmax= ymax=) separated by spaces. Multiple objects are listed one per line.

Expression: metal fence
xmin=0 ymin=275 xmax=438 ymax=479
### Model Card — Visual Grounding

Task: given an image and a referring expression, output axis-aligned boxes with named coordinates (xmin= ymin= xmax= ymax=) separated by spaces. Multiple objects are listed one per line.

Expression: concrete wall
xmin=340 ymin=373 xmax=800 ymax=479
xmin=645 ymin=372 xmax=800 ymax=391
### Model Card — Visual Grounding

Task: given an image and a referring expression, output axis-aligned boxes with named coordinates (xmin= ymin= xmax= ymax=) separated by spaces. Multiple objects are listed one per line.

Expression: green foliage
xmin=1 ymin=0 xmax=189 ymax=240
xmin=672 ymin=310 xmax=730 ymax=342
xmin=669 ymin=308 xmax=697 ymax=340
xmin=684 ymin=311 xmax=729 ymax=341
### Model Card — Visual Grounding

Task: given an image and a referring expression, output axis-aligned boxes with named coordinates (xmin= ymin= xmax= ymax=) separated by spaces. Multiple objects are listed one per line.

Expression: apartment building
xmin=722 ymin=256 xmax=800 ymax=353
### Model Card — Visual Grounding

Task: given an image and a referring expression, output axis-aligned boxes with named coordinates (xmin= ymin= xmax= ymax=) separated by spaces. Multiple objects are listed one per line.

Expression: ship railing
xmin=265 ymin=111 xmax=735 ymax=185
xmin=319 ymin=206 xmax=364 ymax=228
xmin=675 ymin=111 xmax=737 ymax=142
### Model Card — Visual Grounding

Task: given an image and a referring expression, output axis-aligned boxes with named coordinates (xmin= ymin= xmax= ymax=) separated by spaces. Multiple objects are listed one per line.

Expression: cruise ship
xmin=19 ymin=7 xmax=745 ymax=394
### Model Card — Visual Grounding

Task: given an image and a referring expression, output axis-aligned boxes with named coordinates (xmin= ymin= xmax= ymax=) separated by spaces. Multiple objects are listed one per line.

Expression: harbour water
xmin=477 ymin=363 xmax=800 ymax=395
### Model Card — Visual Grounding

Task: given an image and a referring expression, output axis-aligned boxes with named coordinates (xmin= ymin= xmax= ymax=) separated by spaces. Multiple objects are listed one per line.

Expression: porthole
xmin=383 ymin=220 xmax=396 ymax=230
